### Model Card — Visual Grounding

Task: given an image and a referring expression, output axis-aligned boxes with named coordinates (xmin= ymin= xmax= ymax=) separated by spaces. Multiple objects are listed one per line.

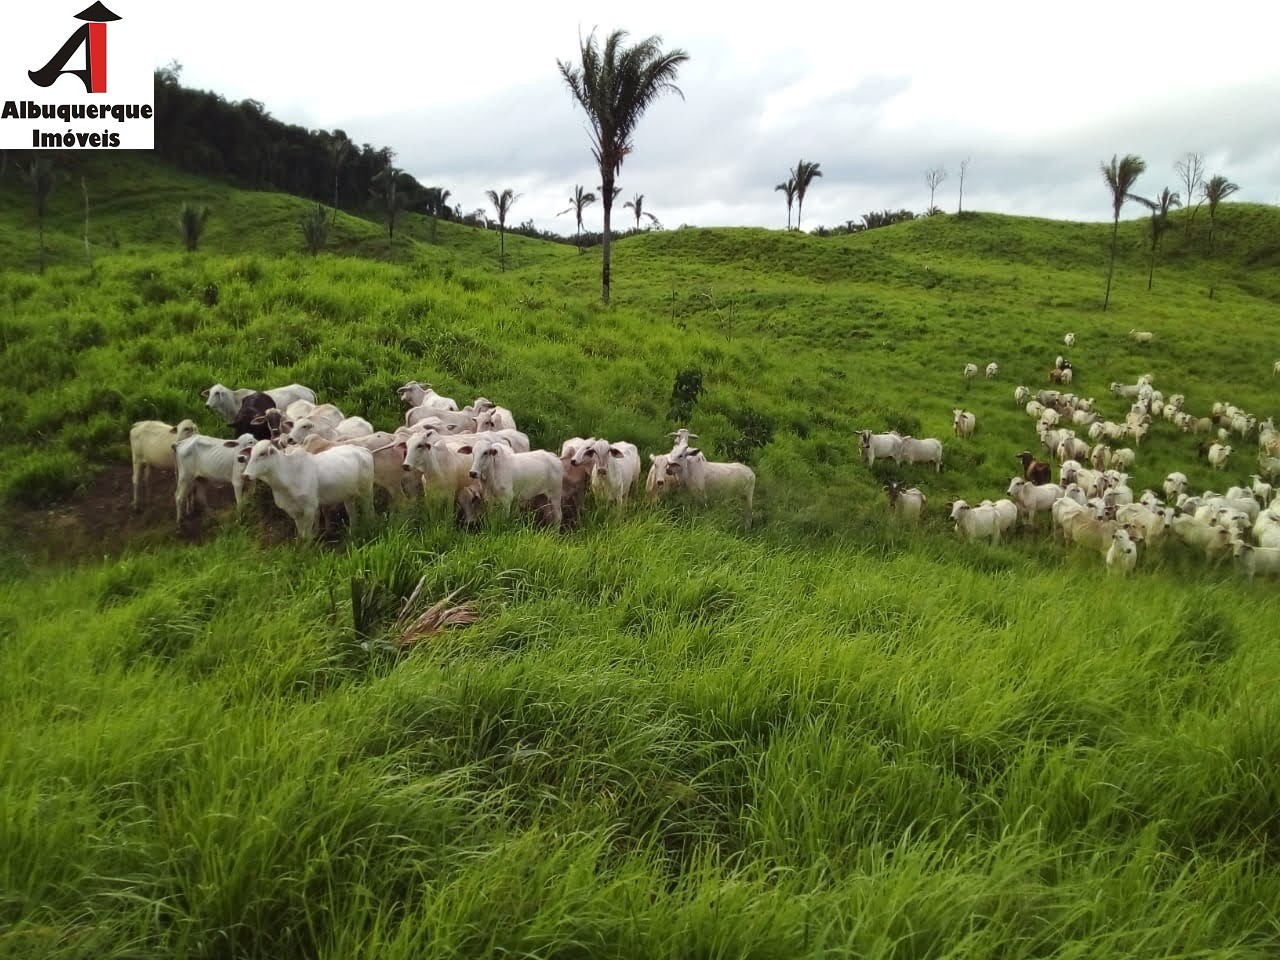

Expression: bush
xmin=178 ymin=202 xmax=210 ymax=252
xmin=667 ymin=367 xmax=704 ymax=423
xmin=718 ymin=408 xmax=775 ymax=464
xmin=301 ymin=204 xmax=331 ymax=255
xmin=2 ymin=450 xmax=83 ymax=506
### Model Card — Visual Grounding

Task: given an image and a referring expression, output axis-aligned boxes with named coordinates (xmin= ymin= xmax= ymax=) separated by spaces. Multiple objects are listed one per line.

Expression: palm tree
xmin=1100 ymin=153 xmax=1146 ymax=310
xmin=1132 ymin=188 xmax=1181 ymax=290
xmin=623 ymin=193 xmax=657 ymax=231
xmin=558 ymin=184 xmax=596 ymax=251
xmin=423 ymin=186 xmax=451 ymax=242
xmin=558 ymin=29 xmax=690 ymax=304
xmin=485 ymin=188 xmax=519 ymax=270
xmin=370 ymin=164 xmax=403 ymax=248
xmin=775 ymin=176 xmax=797 ymax=230
xmin=1202 ymin=174 xmax=1239 ymax=252
xmin=325 ymin=132 xmax=351 ymax=219
xmin=792 ymin=159 xmax=822 ymax=230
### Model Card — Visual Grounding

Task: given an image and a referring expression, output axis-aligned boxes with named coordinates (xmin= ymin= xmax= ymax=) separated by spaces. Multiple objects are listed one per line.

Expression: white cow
xmin=173 ymin=431 xmax=258 ymax=525
xmin=985 ymin=362 xmax=999 ymax=379
xmin=241 ymin=439 xmax=374 ymax=539
xmin=963 ymin=363 xmax=979 ymax=381
xmin=396 ymin=381 xmax=459 ymax=411
xmin=1106 ymin=528 xmax=1138 ymax=575
xmin=459 ymin=436 xmax=564 ymax=526
xmin=130 ymin=418 xmax=198 ymax=509
xmin=664 ymin=445 xmax=756 ymax=518
xmin=859 ymin=429 xmax=902 ymax=467
xmin=573 ymin=438 xmax=641 ymax=504
xmin=952 ymin=409 xmax=976 ymax=439
xmin=202 ymin=382 xmax=315 ymax=424
xmin=1064 ymin=332 xmax=1076 ymax=347
xmin=896 ymin=437 xmax=944 ymax=472
xmin=949 ymin=500 xmax=1001 ymax=543
xmin=1208 ymin=443 xmax=1232 ymax=470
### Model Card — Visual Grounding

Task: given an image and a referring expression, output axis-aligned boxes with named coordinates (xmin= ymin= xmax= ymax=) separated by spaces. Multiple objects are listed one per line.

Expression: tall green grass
xmin=2 ymin=155 xmax=1280 ymax=958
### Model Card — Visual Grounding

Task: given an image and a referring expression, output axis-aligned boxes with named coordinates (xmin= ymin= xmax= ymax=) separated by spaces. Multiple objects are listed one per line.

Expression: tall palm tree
xmin=792 ymin=159 xmax=822 ymax=230
xmin=775 ymin=176 xmax=797 ymax=230
xmin=1100 ymin=153 xmax=1146 ymax=310
xmin=558 ymin=185 xmax=596 ymax=250
xmin=370 ymin=164 xmax=403 ymax=248
xmin=623 ymin=192 xmax=657 ymax=231
xmin=485 ymin=188 xmax=519 ymax=270
xmin=1202 ymin=174 xmax=1239 ymax=252
xmin=558 ymin=29 xmax=690 ymax=304
xmin=1132 ymin=187 xmax=1181 ymax=290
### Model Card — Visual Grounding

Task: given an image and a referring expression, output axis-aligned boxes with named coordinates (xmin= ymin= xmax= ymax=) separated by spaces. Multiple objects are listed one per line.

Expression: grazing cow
xmin=985 ymin=362 xmax=999 ymax=379
xmin=1016 ymin=451 xmax=1052 ymax=485
xmin=963 ymin=363 xmax=978 ymax=381
xmin=952 ymin=409 xmax=976 ymax=439
xmin=1129 ymin=329 xmax=1154 ymax=343
xmin=883 ymin=481 xmax=926 ymax=520
xmin=896 ymin=437 xmax=944 ymax=472
xmin=231 ymin=392 xmax=277 ymax=441
xmin=1064 ymin=333 xmax=1076 ymax=347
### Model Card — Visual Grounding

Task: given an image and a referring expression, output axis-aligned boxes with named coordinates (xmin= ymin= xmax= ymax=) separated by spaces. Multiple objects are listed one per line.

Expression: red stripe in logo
xmin=89 ymin=22 xmax=106 ymax=93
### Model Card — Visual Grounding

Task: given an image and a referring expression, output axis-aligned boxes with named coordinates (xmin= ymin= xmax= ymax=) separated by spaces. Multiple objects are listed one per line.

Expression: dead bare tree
xmin=1174 ymin=152 xmax=1205 ymax=237
xmin=926 ymin=167 xmax=947 ymax=213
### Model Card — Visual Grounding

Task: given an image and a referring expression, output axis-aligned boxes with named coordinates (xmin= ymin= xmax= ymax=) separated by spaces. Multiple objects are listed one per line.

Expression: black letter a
xmin=29 ymin=24 xmax=92 ymax=91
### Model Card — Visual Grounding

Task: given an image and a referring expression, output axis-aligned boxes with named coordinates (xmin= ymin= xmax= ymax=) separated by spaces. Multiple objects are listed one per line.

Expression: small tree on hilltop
xmin=775 ymin=175 xmax=797 ymax=230
xmin=301 ymin=202 xmax=330 ymax=255
xmin=925 ymin=166 xmax=947 ymax=212
xmin=1100 ymin=153 xmax=1147 ymax=310
xmin=558 ymin=184 xmax=596 ymax=252
xmin=623 ymin=192 xmax=658 ymax=231
xmin=486 ymin=188 xmax=519 ymax=271
xmin=178 ymin=202 xmax=210 ymax=252
xmin=1203 ymin=174 xmax=1239 ymax=253
xmin=1132 ymin=187 xmax=1180 ymax=290
xmin=558 ymin=28 xmax=690 ymax=304
xmin=1173 ymin=151 xmax=1205 ymax=237
xmin=792 ymin=158 xmax=822 ymax=230
xmin=957 ymin=156 xmax=970 ymax=214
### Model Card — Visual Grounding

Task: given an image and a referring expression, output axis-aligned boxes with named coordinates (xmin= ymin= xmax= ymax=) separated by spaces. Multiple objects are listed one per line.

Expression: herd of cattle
xmin=861 ymin=331 xmax=1280 ymax=578
xmin=127 ymin=381 xmax=757 ymax=539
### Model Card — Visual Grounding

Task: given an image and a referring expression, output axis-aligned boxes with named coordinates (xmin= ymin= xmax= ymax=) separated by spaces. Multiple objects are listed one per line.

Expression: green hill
xmin=2 ymin=153 xmax=1280 ymax=959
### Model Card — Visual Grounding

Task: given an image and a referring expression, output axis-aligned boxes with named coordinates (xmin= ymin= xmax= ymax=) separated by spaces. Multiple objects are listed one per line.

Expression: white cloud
xmin=160 ymin=0 xmax=1280 ymax=233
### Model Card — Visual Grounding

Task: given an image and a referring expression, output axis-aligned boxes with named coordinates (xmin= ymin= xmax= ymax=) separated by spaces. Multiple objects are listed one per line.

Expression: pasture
xmin=2 ymin=157 xmax=1280 ymax=958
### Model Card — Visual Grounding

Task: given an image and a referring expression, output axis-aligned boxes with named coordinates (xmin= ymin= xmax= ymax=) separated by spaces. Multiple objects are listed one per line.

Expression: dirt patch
xmin=0 ymin=464 xmax=292 ymax=565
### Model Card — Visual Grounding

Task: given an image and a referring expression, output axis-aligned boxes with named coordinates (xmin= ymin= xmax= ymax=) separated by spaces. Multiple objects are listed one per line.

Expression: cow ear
xmin=456 ymin=445 xmax=472 ymax=455
xmin=282 ymin=420 xmax=293 ymax=431
xmin=251 ymin=415 xmax=265 ymax=425
xmin=649 ymin=454 xmax=658 ymax=463
xmin=222 ymin=440 xmax=238 ymax=448
xmin=688 ymin=447 xmax=700 ymax=457
xmin=609 ymin=447 xmax=624 ymax=458
xmin=169 ymin=425 xmax=177 ymax=433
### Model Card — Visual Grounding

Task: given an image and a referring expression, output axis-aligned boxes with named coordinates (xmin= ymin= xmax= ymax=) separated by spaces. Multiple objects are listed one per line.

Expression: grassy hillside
xmin=2 ymin=155 xmax=1280 ymax=959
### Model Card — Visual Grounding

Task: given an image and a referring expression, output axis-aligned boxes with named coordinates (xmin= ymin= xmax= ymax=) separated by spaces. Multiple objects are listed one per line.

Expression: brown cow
xmin=1016 ymin=450 xmax=1052 ymax=485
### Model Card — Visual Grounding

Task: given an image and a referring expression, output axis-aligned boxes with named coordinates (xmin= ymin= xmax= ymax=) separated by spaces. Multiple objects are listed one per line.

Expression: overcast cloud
xmin=161 ymin=0 xmax=1280 ymax=235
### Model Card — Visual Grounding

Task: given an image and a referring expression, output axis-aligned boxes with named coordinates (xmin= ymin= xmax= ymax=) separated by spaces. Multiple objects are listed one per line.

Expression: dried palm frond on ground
xmin=392 ymin=578 xmax=479 ymax=649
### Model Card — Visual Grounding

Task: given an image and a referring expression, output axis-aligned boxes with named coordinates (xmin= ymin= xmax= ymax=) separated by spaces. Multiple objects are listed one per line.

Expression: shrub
xmin=668 ymin=367 xmax=704 ymax=423
xmin=718 ymin=408 xmax=775 ymax=464
xmin=301 ymin=204 xmax=330 ymax=255
xmin=178 ymin=202 xmax=210 ymax=252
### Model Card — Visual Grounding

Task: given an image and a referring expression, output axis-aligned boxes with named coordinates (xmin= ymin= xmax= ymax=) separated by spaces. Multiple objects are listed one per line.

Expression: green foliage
xmin=301 ymin=203 xmax=331 ymax=255
xmin=667 ymin=366 xmax=704 ymax=423
xmin=1 ymin=155 xmax=1280 ymax=958
xmin=177 ymin=201 xmax=210 ymax=252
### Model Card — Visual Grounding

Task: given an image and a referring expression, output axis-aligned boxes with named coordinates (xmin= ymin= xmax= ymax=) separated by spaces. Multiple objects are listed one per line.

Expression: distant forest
xmin=151 ymin=64 xmax=625 ymax=247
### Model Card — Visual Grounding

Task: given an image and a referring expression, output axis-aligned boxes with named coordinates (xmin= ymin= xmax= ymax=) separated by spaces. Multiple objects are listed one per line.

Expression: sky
xmin=154 ymin=0 xmax=1280 ymax=235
